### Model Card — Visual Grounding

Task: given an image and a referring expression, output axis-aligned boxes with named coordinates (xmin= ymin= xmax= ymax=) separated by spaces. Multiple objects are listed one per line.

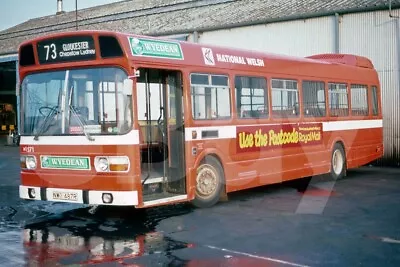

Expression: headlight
xmin=95 ymin=157 xmax=109 ymax=172
xmin=21 ymin=156 xmax=37 ymax=170
xmin=26 ymin=157 xmax=37 ymax=169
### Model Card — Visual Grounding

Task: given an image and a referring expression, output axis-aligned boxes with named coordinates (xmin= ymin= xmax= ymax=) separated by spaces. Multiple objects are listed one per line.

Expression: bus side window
xmin=328 ymin=83 xmax=349 ymax=117
xmin=302 ymin=80 xmax=326 ymax=117
xmin=350 ymin=84 xmax=368 ymax=116
xmin=190 ymin=73 xmax=231 ymax=120
xmin=271 ymin=79 xmax=299 ymax=118
xmin=371 ymin=86 xmax=379 ymax=116
xmin=235 ymin=76 xmax=268 ymax=119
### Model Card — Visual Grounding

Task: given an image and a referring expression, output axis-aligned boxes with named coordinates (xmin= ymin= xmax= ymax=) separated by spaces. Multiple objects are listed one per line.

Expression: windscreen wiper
xmin=33 ymin=106 xmax=60 ymax=141
xmin=69 ymin=105 xmax=95 ymax=141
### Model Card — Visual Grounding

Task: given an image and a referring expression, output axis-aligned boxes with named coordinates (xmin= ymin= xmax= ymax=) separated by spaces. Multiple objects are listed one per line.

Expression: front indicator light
xmin=109 ymin=164 xmax=129 ymax=172
xmin=20 ymin=156 xmax=27 ymax=169
xmin=109 ymin=156 xmax=129 ymax=172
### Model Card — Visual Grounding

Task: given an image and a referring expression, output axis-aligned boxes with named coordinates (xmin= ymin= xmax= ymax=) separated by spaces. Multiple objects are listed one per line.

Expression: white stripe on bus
xmin=322 ymin=119 xmax=382 ymax=131
xmin=185 ymin=125 xmax=236 ymax=141
xmin=20 ymin=130 xmax=140 ymax=146
xmin=185 ymin=119 xmax=382 ymax=141
xmin=20 ymin=119 xmax=382 ymax=144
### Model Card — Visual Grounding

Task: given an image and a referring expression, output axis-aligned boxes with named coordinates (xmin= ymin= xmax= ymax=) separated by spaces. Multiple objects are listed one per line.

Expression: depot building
xmin=0 ymin=0 xmax=398 ymax=164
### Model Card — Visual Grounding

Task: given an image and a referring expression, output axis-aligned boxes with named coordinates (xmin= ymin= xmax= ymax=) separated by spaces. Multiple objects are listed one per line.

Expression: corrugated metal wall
xmin=340 ymin=10 xmax=400 ymax=165
xmin=195 ymin=16 xmax=335 ymax=57
xmin=197 ymin=9 xmax=399 ymax=165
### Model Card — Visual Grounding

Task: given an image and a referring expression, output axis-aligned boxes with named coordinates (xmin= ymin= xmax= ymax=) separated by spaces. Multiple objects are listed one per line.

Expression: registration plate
xmin=52 ymin=191 xmax=78 ymax=201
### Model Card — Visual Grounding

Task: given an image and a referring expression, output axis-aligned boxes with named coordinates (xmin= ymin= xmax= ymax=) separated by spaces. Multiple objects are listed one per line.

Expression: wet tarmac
xmin=1 ymin=145 xmax=400 ymax=266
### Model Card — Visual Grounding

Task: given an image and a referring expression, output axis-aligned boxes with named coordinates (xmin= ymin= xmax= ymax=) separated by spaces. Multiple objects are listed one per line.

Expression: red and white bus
xmin=18 ymin=30 xmax=383 ymax=208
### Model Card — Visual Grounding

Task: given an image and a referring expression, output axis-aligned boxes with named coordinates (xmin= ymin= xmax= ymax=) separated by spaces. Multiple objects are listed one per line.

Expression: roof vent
xmin=306 ymin=53 xmax=374 ymax=69
xmin=56 ymin=0 xmax=65 ymax=15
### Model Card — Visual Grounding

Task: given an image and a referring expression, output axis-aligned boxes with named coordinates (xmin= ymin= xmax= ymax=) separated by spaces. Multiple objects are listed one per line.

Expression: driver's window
xmin=24 ymin=79 xmax=62 ymax=116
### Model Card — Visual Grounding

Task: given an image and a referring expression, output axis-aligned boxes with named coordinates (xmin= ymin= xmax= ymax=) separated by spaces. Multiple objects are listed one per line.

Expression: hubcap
xmin=332 ymin=149 xmax=344 ymax=175
xmin=196 ymin=164 xmax=218 ymax=198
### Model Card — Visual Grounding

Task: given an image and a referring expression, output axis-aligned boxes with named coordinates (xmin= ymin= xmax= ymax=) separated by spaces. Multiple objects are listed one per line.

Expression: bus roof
xmin=18 ymin=30 xmax=378 ymax=83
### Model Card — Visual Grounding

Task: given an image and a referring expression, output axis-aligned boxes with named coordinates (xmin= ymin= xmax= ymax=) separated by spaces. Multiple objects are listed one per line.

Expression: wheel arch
xmin=329 ymin=137 xmax=347 ymax=159
xmin=194 ymin=149 xmax=226 ymax=174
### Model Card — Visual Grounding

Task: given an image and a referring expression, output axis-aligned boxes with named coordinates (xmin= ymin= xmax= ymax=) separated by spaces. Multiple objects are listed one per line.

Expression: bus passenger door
xmin=136 ymin=68 xmax=186 ymax=206
xmin=165 ymin=73 xmax=186 ymax=194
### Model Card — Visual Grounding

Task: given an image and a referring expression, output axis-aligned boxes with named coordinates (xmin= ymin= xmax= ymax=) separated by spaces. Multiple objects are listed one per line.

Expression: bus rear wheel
xmin=192 ymin=157 xmax=224 ymax=208
xmin=331 ymin=143 xmax=346 ymax=180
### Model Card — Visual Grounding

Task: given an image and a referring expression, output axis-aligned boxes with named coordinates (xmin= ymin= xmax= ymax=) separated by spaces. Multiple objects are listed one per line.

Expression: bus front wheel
xmin=192 ymin=157 xmax=224 ymax=208
xmin=330 ymin=143 xmax=346 ymax=180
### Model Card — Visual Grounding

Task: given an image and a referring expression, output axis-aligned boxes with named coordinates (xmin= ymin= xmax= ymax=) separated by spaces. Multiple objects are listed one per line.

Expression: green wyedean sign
xmin=128 ymin=37 xmax=184 ymax=60
xmin=41 ymin=156 xmax=90 ymax=170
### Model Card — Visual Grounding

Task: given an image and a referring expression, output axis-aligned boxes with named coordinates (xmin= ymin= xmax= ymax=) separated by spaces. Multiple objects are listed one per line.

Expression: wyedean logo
xmin=202 ymin=47 xmax=215 ymax=66
xmin=128 ymin=37 xmax=184 ymax=60
xmin=41 ymin=156 xmax=90 ymax=170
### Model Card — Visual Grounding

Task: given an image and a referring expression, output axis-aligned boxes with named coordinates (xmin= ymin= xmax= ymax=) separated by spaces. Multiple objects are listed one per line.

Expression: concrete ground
xmin=0 ymin=145 xmax=399 ymax=266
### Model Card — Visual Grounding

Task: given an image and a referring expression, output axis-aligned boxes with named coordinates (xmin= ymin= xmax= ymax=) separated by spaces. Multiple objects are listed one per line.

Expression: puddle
xmin=1 ymin=147 xmax=195 ymax=265
xmin=0 ymin=231 xmax=25 ymax=267
xmin=21 ymin=204 xmax=193 ymax=266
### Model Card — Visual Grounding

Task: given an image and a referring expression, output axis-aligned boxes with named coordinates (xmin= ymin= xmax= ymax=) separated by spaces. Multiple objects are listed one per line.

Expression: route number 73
xmin=44 ymin=44 xmax=57 ymax=60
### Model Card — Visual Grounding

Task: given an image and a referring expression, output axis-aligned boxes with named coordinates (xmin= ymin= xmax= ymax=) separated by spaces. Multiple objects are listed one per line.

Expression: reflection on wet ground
xmin=23 ymin=205 xmax=194 ymax=266
xmin=3 ymin=147 xmax=400 ymax=266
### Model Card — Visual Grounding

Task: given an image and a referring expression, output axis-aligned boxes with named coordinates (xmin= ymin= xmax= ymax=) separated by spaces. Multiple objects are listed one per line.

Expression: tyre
xmin=330 ymin=143 xmax=346 ymax=180
xmin=192 ymin=156 xmax=225 ymax=208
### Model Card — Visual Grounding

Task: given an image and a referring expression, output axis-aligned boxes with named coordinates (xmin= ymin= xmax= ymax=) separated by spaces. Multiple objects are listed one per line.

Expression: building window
xmin=235 ymin=76 xmax=268 ymax=118
xmin=371 ymin=86 xmax=379 ymax=116
xmin=351 ymin=84 xmax=368 ymax=116
xmin=191 ymin=73 xmax=231 ymax=120
xmin=271 ymin=79 xmax=299 ymax=117
xmin=328 ymin=83 xmax=349 ymax=117
xmin=302 ymin=81 xmax=326 ymax=117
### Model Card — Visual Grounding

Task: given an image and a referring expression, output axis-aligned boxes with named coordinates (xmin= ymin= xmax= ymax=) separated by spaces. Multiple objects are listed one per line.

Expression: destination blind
xmin=37 ymin=36 xmax=96 ymax=64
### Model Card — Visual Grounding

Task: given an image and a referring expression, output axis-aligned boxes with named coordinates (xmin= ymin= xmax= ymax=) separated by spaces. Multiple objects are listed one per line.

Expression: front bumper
xmin=19 ymin=185 xmax=138 ymax=206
